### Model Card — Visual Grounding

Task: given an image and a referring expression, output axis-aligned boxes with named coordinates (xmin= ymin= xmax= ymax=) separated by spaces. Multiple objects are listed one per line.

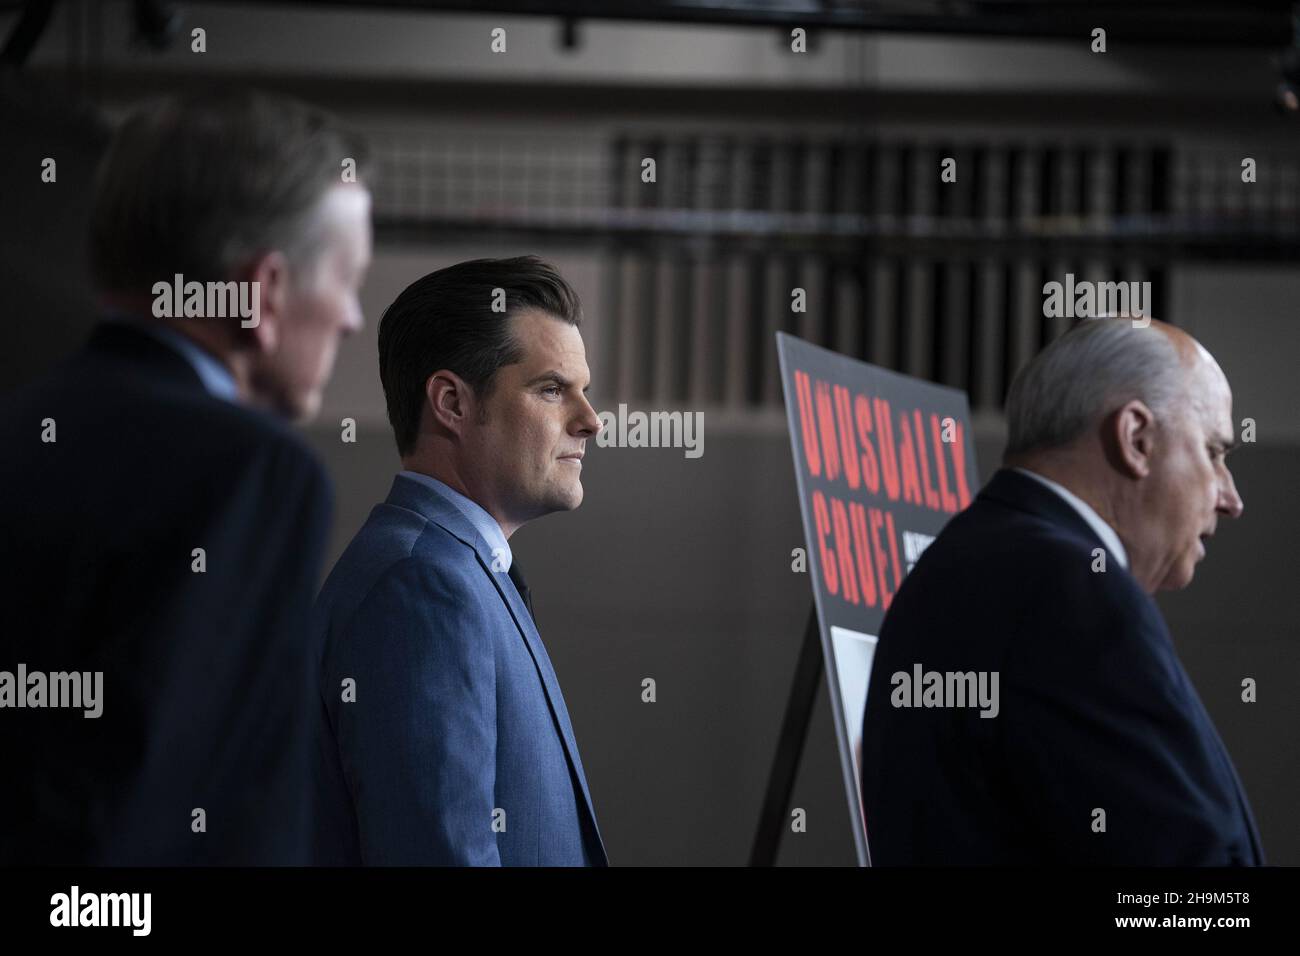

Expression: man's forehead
xmin=510 ymin=309 xmax=589 ymax=374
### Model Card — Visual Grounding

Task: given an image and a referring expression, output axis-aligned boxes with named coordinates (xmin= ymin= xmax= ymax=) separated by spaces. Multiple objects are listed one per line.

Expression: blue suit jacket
xmin=861 ymin=468 xmax=1264 ymax=865
xmin=312 ymin=474 xmax=607 ymax=865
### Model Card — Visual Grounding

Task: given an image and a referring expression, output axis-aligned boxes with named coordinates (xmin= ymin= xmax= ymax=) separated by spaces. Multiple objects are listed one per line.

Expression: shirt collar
xmin=1012 ymin=467 xmax=1129 ymax=570
xmin=104 ymin=312 xmax=239 ymax=403
xmin=398 ymin=471 xmax=512 ymax=572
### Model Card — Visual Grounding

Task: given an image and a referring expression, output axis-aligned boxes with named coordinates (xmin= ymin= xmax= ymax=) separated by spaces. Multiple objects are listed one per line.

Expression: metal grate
xmin=600 ymin=135 xmax=1177 ymax=410
xmin=367 ymin=127 xmax=1300 ymax=410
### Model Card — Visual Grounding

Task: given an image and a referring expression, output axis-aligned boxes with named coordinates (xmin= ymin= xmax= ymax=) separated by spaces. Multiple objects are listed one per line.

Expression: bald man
xmin=861 ymin=317 xmax=1263 ymax=865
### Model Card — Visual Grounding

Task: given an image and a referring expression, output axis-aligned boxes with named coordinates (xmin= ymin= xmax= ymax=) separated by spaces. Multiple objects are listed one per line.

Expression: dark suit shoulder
xmin=949 ymin=499 xmax=1178 ymax=689
xmin=1 ymin=336 xmax=326 ymax=485
xmin=0 ymin=343 xmax=332 ymax=584
xmin=913 ymin=493 xmax=1140 ymax=601
xmin=882 ymin=491 xmax=1163 ymax=671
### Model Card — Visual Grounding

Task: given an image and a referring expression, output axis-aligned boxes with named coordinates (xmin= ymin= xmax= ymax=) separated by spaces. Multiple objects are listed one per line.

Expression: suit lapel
xmin=386 ymin=475 xmax=608 ymax=862
xmin=474 ymin=551 xmax=608 ymax=862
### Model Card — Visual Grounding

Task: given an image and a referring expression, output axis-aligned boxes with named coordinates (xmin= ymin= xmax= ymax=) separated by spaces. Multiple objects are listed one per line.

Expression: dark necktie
xmin=508 ymin=559 xmax=537 ymax=627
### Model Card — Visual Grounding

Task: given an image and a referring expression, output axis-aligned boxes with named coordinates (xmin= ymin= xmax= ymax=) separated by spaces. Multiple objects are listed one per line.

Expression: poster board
xmin=777 ymin=332 xmax=980 ymax=866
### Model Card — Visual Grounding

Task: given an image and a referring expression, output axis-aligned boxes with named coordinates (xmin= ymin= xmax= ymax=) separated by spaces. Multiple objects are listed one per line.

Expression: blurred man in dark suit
xmin=312 ymin=257 xmax=608 ymax=865
xmin=0 ymin=90 xmax=371 ymax=864
xmin=862 ymin=317 xmax=1263 ymax=865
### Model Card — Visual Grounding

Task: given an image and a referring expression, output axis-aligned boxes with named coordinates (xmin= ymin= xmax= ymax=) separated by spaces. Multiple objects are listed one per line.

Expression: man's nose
xmin=343 ymin=301 xmax=365 ymax=336
xmin=572 ymin=396 xmax=602 ymax=437
xmin=1218 ymin=469 xmax=1244 ymax=519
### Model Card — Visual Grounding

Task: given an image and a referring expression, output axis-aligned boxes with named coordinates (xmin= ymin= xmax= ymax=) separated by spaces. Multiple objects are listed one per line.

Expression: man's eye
xmin=543 ymin=385 xmax=562 ymax=397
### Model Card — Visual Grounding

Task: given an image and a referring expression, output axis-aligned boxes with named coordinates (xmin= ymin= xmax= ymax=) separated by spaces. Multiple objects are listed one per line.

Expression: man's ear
xmin=1107 ymin=399 xmax=1157 ymax=479
xmin=235 ymin=249 xmax=292 ymax=354
xmin=425 ymin=370 xmax=474 ymax=437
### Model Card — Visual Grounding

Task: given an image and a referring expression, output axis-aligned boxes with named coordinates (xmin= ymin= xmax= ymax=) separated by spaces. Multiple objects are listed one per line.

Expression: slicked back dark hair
xmin=378 ymin=256 xmax=582 ymax=456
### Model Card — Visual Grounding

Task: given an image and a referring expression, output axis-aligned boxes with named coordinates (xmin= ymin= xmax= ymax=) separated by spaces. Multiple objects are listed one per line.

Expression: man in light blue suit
xmin=312 ymin=257 xmax=607 ymax=865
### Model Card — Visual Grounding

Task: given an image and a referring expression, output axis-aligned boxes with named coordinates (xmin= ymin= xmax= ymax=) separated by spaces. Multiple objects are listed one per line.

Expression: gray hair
xmin=1004 ymin=318 xmax=1187 ymax=457
xmin=89 ymin=88 xmax=371 ymax=295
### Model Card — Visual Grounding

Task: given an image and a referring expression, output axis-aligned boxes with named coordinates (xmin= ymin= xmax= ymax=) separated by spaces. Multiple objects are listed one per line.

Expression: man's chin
xmin=526 ymin=481 xmax=584 ymax=520
xmin=563 ymin=484 xmax=584 ymax=510
xmin=1157 ymin=561 xmax=1197 ymax=592
xmin=551 ymin=482 xmax=583 ymax=512
xmin=286 ymin=388 xmax=323 ymax=423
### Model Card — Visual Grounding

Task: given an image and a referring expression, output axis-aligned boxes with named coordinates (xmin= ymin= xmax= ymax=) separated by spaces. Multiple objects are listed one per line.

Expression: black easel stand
xmin=749 ymin=607 xmax=823 ymax=866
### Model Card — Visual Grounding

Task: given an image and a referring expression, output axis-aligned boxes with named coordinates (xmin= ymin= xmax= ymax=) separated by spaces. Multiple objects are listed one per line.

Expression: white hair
xmin=1004 ymin=318 xmax=1186 ymax=456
